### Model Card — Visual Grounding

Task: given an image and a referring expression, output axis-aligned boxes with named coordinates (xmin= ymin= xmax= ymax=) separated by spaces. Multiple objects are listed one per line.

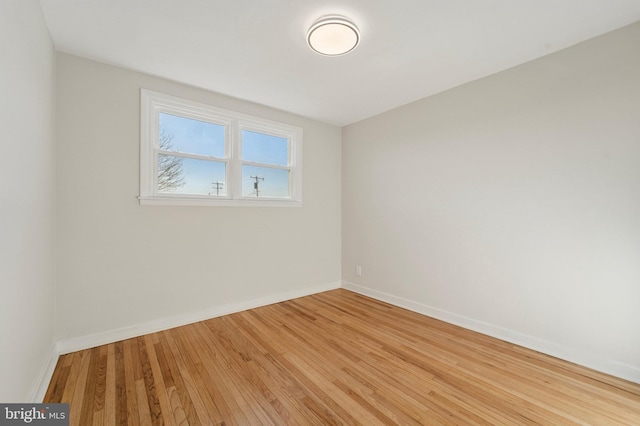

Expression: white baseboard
xmin=341 ymin=281 xmax=640 ymax=384
xmin=29 ymin=343 xmax=59 ymax=402
xmin=57 ymin=281 xmax=341 ymax=355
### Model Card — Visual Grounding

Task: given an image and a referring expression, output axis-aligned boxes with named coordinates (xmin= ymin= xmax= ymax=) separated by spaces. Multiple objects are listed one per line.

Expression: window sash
xmin=157 ymin=155 xmax=228 ymax=197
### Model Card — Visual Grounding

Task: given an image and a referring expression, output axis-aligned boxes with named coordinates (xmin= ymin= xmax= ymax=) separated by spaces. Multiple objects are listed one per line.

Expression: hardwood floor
xmin=45 ymin=289 xmax=640 ymax=425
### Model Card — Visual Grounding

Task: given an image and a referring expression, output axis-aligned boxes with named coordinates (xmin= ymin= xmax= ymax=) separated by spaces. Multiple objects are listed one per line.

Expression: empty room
xmin=2 ymin=0 xmax=640 ymax=424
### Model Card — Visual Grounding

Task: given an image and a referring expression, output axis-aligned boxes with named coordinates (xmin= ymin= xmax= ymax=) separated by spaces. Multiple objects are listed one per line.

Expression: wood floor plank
xmin=92 ymin=345 xmax=108 ymax=426
xmin=225 ymin=313 xmax=336 ymax=425
xmin=143 ymin=334 xmax=175 ymax=426
xmin=114 ymin=341 xmax=128 ymax=426
xmin=59 ymin=352 xmax=82 ymax=408
xmin=44 ymin=358 xmax=69 ymax=403
xmin=162 ymin=328 xmax=213 ymax=425
xmin=137 ymin=337 xmax=163 ymax=425
xmin=122 ymin=338 xmax=141 ymax=426
xmin=191 ymin=319 xmax=279 ymax=425
xmin=104 ymin=344 xmax=117 ymax=426
xmin=155 ymin=332 xmax=200 ymax=426
xmin=45 ymin=289 xmax=640 ymax=425
xmin=135 ymin=378 xmax=153 ymax=426
xmin=69 ymin=350 xmax=91 ymax=426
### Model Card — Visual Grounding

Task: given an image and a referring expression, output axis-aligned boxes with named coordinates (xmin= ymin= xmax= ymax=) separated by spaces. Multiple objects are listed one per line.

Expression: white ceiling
xmin=38 ymin=0 xmax=640 ymax=126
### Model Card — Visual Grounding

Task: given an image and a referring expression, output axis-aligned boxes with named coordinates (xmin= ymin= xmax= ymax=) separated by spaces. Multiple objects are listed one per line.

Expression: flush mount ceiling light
xmin=307 ymin=15 xmax=360 ymax=56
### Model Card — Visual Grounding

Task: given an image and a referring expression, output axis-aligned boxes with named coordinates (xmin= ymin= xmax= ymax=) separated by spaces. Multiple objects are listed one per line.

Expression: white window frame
xmin=140 ymin=89 xmax=302 ymax=207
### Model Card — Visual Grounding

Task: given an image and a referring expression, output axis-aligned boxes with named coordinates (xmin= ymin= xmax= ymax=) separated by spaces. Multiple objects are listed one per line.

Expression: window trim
xmin=140 ymin=89 xmax=302 ymax=207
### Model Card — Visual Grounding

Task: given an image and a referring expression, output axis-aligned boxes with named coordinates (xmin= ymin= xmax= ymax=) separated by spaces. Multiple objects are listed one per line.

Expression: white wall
xmin=55 ymin=54 xmax=342 ymax=343
xmin=342 ymin=22 xmax=640 ymax=382
xmin=0 ymin=0 xmax=56 ymax=401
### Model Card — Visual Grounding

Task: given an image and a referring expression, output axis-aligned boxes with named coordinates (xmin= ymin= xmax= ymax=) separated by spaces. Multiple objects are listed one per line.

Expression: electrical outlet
xmin=355 ymin=266 xmax=362 ymax=277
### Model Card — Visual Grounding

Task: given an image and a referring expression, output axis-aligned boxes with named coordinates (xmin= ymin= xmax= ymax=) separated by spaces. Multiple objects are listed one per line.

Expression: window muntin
xmin=140 ymin=90 xmax=302 ymax=206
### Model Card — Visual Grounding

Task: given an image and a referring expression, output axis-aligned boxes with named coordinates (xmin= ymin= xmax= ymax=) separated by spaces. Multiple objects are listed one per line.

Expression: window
xmin=140 ymin=89 xmax=302 ymax=206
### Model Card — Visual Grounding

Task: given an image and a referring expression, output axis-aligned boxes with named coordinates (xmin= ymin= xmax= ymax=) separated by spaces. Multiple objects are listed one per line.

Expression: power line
xmin=250 ymin=175 xmax=264 ymax=197
xmin=210 ymin=181 xmax=224 ymax=196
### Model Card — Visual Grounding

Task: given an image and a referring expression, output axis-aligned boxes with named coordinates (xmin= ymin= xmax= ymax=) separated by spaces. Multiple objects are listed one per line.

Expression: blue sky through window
xmin=159 ymin=113 xmax=225 ymax=157
xmin=159 ymin=114 xmax=291 ymax=197
xmin=242 ymin=130 xmax=288 ymax=166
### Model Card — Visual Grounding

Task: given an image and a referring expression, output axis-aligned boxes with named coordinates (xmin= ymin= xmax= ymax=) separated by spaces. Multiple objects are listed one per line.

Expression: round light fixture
xmin=307 ymin=15 xmax=360 ymax=56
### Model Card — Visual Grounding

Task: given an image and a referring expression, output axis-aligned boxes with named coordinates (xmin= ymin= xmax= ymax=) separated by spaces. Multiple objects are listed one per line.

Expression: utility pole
xmin=250 ymin=175 xmax=264 ymax=197
xmin=210 ymin=181 xmax=224 ymax=196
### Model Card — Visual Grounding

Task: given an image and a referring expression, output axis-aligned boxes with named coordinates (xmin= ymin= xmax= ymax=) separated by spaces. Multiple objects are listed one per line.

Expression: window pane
xmin=242 ymin=165 xmax=290 ymax=198
xmin=159 ymin=113 xmax=225 ymax=158
xmin=158 ymin=155 xmax=226 ymax=196
xmin=242 ymin=130 xmax=288 ymax=166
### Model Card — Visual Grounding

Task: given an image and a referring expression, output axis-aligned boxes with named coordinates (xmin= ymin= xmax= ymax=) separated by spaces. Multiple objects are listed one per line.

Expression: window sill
xmin=138 ymin=195 xmax=302 ymax=207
